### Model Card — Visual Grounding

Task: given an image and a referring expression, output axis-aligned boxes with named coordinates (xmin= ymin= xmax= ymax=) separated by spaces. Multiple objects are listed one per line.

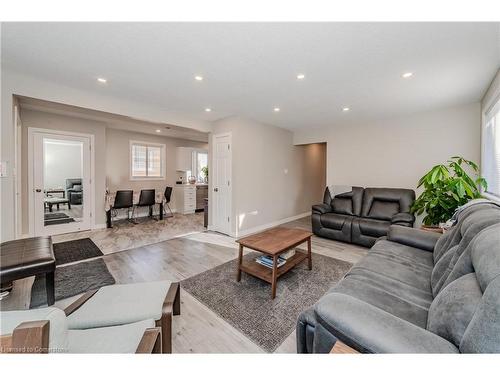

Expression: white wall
xmin=44 ymin=141 xmax=83 ymax=189
xmin=105 ymin=128 xmax=208 ymax=211
xmin=294 ymin=103 xmax=481 ymax=192
xmin=211 ymin=116 xmax=325 ymax=237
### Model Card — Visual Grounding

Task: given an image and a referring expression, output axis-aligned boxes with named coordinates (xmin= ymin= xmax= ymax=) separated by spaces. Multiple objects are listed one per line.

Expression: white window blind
xmin=483 ymin=98 xmax=500 ymax=198
xmin=130 ymin=142 xmax=165 ymax=179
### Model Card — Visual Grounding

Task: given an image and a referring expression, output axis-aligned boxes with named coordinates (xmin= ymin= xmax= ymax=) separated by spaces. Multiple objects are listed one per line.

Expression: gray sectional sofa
xmin=297 ymin=200 xmax=500 ymax=353
xmin=312 ymin=187 xmax=415 ymax=247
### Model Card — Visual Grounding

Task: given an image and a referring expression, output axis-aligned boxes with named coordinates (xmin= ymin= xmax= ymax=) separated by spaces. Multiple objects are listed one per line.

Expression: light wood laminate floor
xmin=0 ymin=216 xmax=367 ymax=353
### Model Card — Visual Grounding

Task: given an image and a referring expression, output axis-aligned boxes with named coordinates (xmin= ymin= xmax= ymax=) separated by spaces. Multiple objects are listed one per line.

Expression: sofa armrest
xmin=315 ymin=293 xmax=458 ymax=353
xmin=391 ymin=212 xmax=415 ymax=225
xmin=387 ymin=225 xmax=441 ymax=252
xmin=312 ymin=204 xmax=332 ymax=214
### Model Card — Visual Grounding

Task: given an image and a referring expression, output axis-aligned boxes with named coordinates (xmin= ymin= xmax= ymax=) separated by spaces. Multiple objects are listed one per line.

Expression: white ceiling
xmin=2 ymin=22 xmax=499 ymax=130
xmin=17 ymin=96 xmax=209 ymax=142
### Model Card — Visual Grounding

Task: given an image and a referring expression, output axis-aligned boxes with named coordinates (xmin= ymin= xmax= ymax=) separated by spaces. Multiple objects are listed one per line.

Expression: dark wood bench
xmin=0 ymin=237 xmax=56 ymax=305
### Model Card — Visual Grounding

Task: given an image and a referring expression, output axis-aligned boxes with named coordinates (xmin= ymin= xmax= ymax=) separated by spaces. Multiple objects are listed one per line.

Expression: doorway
xmin=211 ymin=133 xmax=232 ymax=235
xmin=29 ymin=128 xmax=94 ymax=236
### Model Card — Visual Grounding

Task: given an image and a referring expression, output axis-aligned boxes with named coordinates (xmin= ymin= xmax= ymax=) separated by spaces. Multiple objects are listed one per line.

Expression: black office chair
xmin=132 ymin=189 xmax=157 ymax=221
xmin=112 ymin=190 xmax=134 ymax=223
xmin=164 ymin=186 xmax=173 ymax=218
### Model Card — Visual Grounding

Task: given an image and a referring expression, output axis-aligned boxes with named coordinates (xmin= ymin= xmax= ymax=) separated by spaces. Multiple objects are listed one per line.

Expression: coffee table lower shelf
xmin=239 ymin=251 xmax=308 ymax=283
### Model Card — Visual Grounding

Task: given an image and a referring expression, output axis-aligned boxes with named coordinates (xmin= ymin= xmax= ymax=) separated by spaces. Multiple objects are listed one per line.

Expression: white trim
xmin=27 ymin=127 xmax=96 ymax=236
xmin=211 ymin=132 xmax=232 ymax=236
xmin=13 ymin=104 xmax=22 ymax=239
xmin=129 ymin=140 xmax=166 ymax=181
xmin=232 ymin=211 xmax=311 ymax=239
xmin=111 ymin=207 xmax=178 ymax=221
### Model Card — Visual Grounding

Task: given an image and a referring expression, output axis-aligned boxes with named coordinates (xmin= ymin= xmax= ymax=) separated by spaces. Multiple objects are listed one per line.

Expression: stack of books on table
xmin=255 ymin=250 xmax=296 ymax=269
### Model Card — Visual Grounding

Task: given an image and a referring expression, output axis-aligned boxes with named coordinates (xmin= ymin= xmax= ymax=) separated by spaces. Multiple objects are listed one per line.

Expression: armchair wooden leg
xmin=136 ymin=328 xmax=162 ymax=354
xmin=155 ymin=282 xmax=180 ymax=354
xmin=1 ymin=320 xmax=50 ymax=354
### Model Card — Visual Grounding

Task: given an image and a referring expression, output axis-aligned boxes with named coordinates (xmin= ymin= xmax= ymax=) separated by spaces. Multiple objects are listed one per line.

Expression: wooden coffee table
xmin=236 ymin=227 xmax=313 ymax=299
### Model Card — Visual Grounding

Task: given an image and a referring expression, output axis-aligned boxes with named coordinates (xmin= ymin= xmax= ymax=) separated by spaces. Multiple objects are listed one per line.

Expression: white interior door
xmin=212 ymin=133 xmax=232 ymax=235
xmin=32 ymin=131 xmax=92 ymax=236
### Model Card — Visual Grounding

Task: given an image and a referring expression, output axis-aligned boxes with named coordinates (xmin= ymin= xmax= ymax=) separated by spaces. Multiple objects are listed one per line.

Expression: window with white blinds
xmin=130 ymin=141 xmax=165 ymax=179
xmin=482 ymin=98 xmax=500 ymax=198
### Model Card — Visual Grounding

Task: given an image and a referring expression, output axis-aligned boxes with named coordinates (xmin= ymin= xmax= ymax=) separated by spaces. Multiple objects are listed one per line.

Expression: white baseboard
xmin=111 ymin=207 xmax=177 ymax=221
xmin=232 ymin=211 xmax=311 ymax=239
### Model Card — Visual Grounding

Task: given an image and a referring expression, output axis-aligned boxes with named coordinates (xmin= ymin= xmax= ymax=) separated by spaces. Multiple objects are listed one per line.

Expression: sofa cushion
xmin=371 ymin=238 xmax=434 ymax=269
xmin=320 ymin=213 xmax=353 ymax=231
xmin=331 ymin=197 xmax=353 ymax=215
xmin=332 ymin=273 xmax=431 ymax=328
xmin=368 ymin=200 xmax=400 ymax=221
xmin=356 ymin=217 xmax=391 ymax=238
xmin=314 ymin=293 xmax=458 ymax=353
xmin=350 ymin=241 xmax=433 ymax=292
xmin=460 ymin=276 xmax=500 ymax=353
xmin=361 ymin=188 xmax=415 ymax=220
xmin=433 ymin=203 xmax=499 ymax=263
xmin=333 ymin=239 xmax=434 ymax=327
xmin=427 ymin=273 xmax=482 ymax=347
xmin=431 ymin=207 xmax=500 ymax=295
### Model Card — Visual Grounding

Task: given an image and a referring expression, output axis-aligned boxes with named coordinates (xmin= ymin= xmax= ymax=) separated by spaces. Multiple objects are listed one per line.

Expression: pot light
xmin=97 ymin=77 xmax=107 ymax=83
xmin=342 ymin=107 xmax=350 ymax=112
xmin=194 ymin=75 xmax=203 ymax=81
xmin=155 ymin=129 xmax=161 ymax=133
xmin=274 ymin=107 xmax=281 ymax=112
xmin=297 ymin=74 xmax=305 ymax=80
xmin=402 ymin=72 xmax=414 ymax=78
xmin=205 ymin=108 xmax=212 ymax=112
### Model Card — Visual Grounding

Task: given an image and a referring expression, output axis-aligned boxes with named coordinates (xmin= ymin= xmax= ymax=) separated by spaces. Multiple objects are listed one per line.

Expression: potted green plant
xmin=411 ymin=156 xmax=487 ymax=227
xmin=201 ymin=166 xmax=208 ymax=183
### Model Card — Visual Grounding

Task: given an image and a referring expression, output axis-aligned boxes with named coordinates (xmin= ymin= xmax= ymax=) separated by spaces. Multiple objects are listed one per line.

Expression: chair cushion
xmin=320 ymin=213 xmax=353 ymax=231
xmin=68 ymin=319 xmax=155 ymax=353
xmin=67 ymin=281 xmax=171 ymax=330
xmin=0 ymin=307 xmax=69 ymax=353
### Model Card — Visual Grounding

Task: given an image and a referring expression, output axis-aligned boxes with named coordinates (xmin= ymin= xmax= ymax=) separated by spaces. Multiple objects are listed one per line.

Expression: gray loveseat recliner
xmin=297 ymin=201 xmax=500 ymax=353
xmin=312 ymin=187 xmax=415 ymax=247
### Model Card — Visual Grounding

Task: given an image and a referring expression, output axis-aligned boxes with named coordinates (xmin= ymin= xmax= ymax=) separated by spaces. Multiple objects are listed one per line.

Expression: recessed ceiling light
xmin=205 ymin=108 xmax=212 ymax=112
xmin=155 ymin=129 xmax=161 ymax=133
xmin=274 ymin=107 xmax=281 ymax=112
xmin=97 ymin=77 xmax=107 ymax=83
xmin=342 ymin=107 xmax=350 ymax=112
xmin=297 ymin=74 xmax=305 ymax=80
xmin=194 ymin=75 xmax=203 ymax=81
xmin=402 ymin=72 xmax=414 ymax=78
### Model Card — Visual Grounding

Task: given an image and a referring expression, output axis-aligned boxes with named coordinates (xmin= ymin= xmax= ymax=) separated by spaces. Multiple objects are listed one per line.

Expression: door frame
xmin=27 ymin=127 xmax=96 ymax=237
xmin=210 ymin=132 xmax=232 ymax=236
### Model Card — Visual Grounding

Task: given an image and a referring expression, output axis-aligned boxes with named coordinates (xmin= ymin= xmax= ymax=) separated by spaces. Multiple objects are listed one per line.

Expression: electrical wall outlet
xmin=0 ymin=161 xmax=8 ymax=177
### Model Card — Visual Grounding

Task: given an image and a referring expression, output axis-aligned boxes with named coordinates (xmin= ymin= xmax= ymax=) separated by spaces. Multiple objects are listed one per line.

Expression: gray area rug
xmin=30 ymin=258 xmax=115 ymax=308
xmin=53 ymin=238 xmax=103 ymax=265
xmin=182 ymin=252 xmax=352 ymax=352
